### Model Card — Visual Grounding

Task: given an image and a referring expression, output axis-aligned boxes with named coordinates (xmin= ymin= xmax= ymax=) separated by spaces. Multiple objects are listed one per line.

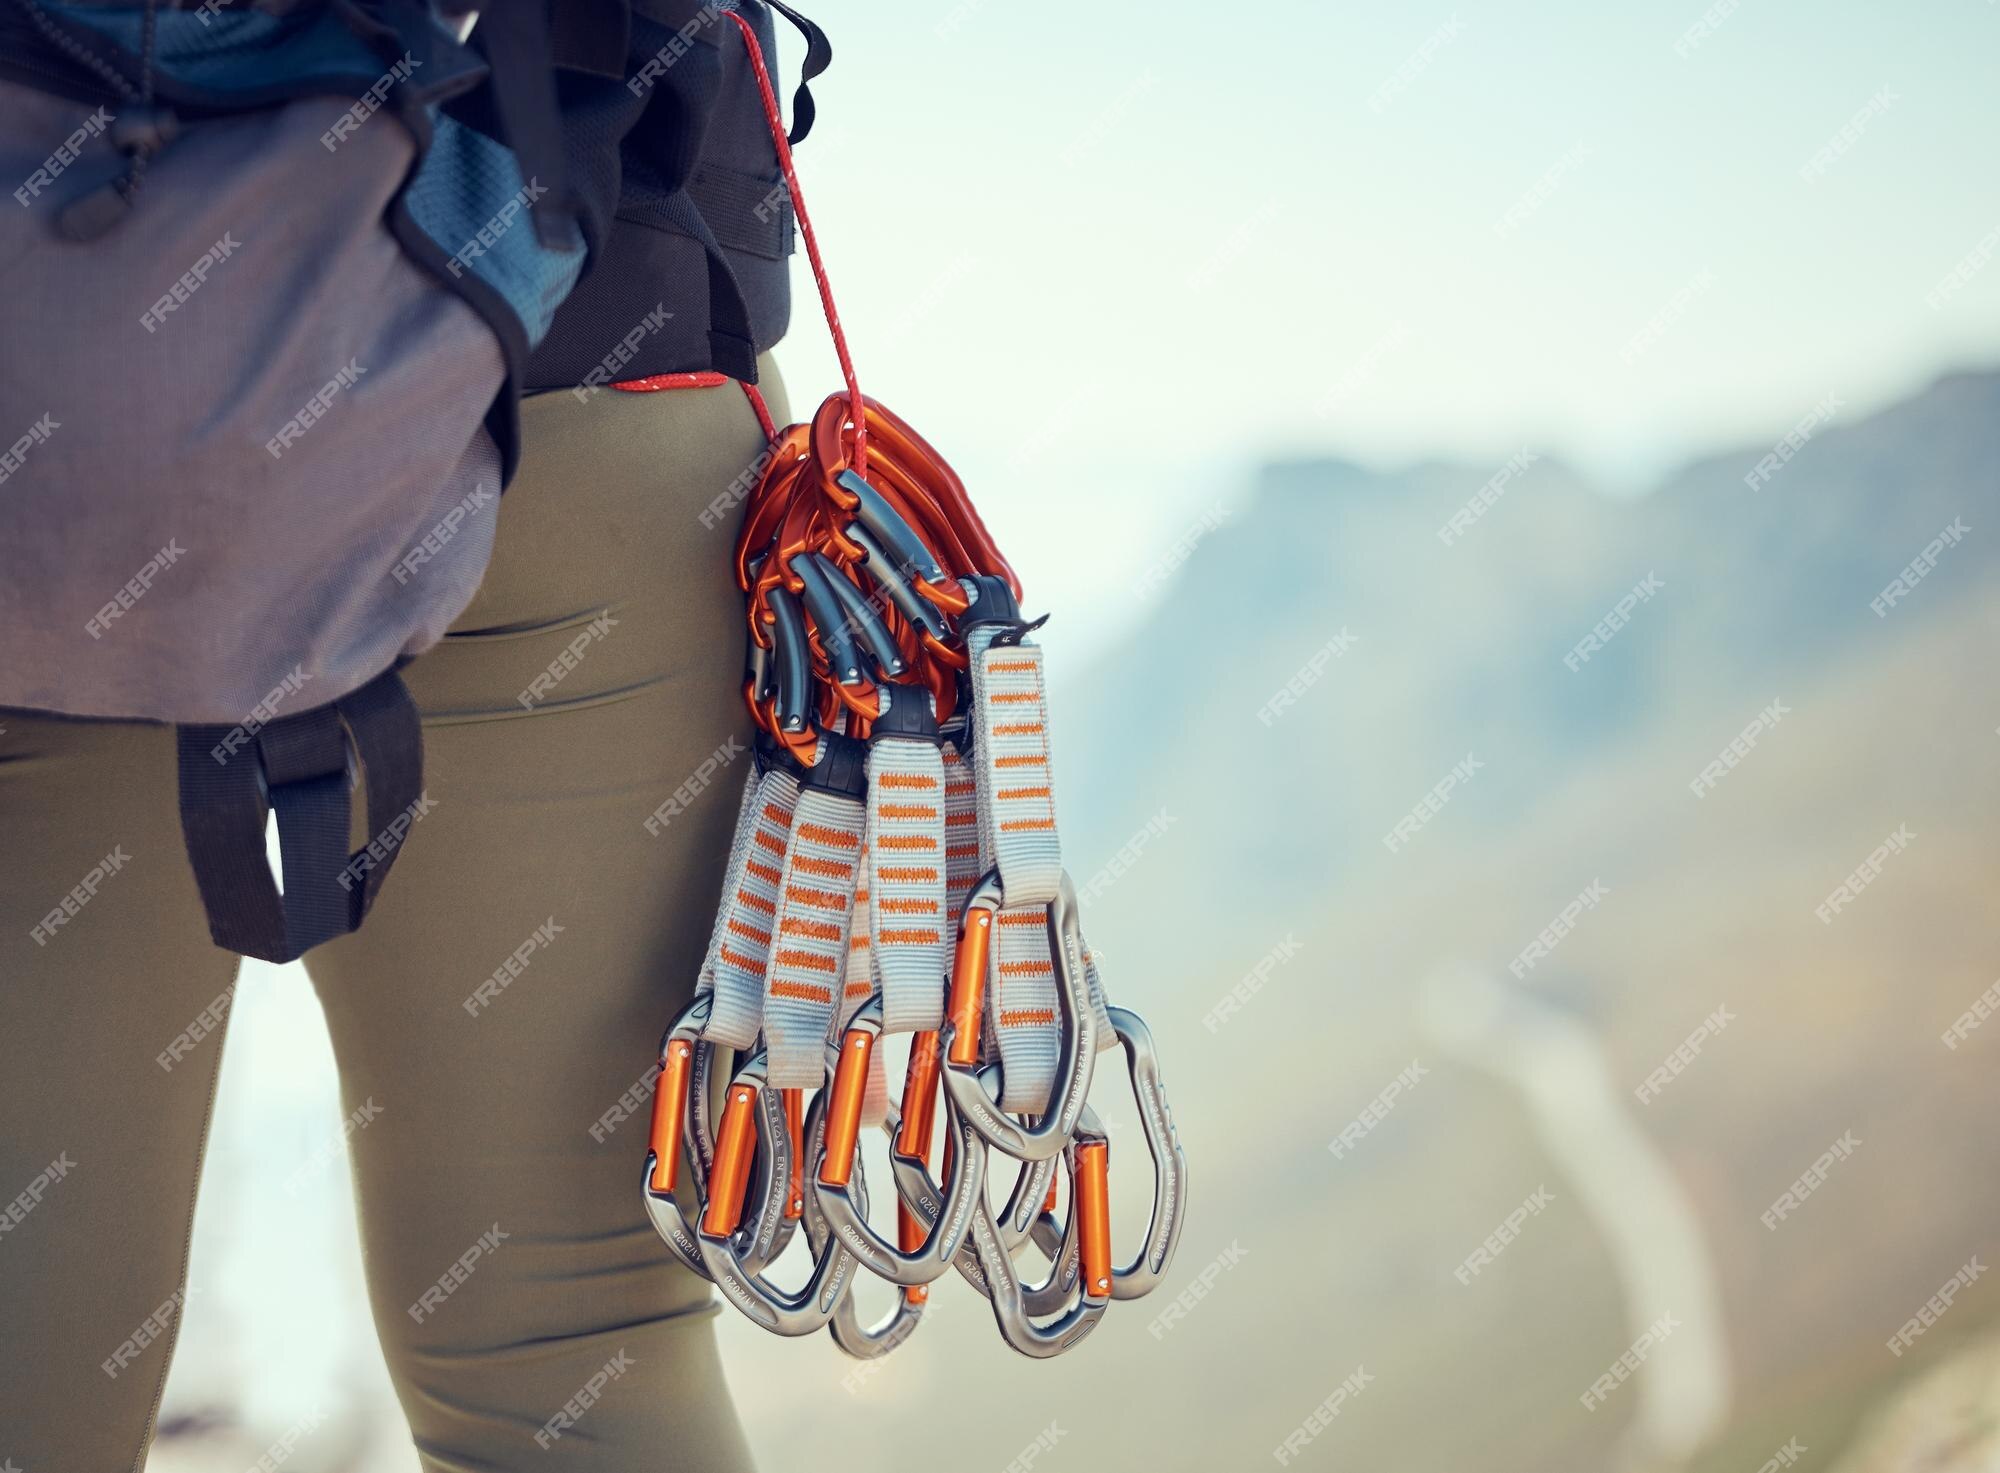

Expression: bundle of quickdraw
xmin=639 ymin=7 xmax=1186 ymax=1360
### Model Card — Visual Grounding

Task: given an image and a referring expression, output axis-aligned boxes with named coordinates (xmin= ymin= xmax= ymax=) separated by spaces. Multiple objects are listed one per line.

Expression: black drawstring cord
xmin=11 ymin=0 xmax=176 ymax=239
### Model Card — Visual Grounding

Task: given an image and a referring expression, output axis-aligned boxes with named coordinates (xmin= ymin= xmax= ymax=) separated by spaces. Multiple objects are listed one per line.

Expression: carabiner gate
xmin=961 ymin=1115 xmax=1113 ymax=1359
xmin=642 ymin=994 xmax=717 ymax=1278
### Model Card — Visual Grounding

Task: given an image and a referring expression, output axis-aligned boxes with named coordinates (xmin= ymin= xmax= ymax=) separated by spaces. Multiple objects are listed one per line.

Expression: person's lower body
xmin=0 ymin=361 xmax=786 ymax=1472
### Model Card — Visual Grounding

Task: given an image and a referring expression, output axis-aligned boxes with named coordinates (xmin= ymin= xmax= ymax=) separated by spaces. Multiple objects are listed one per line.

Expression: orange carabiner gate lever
xmin=647 ymin=1037 xmax=694 ymax=1195
xmin=701 ymin=1082 xmax=761 ymax=1240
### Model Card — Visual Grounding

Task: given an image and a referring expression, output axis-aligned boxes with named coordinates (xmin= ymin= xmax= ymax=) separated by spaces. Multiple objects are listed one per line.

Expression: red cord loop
xmin=716 ymin=8 xmax=1020 ymax=760
xmin=722 ymin=7 xmax=867 ymax=476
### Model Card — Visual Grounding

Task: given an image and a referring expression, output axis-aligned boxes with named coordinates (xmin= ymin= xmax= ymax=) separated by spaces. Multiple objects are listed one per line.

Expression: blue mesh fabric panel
xmin=402 ymin=110 xmax=586 ymax=346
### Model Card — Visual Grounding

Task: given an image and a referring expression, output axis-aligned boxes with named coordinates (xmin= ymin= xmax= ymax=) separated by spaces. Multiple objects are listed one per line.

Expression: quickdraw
xmin=637 ymin=5 xmax=1188 ymax=1360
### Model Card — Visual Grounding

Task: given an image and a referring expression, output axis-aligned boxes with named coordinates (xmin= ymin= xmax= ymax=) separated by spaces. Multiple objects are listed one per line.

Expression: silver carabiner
xmin=884 ymin=1095 xmax=1107 ymax=1353
xmin=811 ymin=994 xmax=987 ymax=1288
xmin=887 ymin=1002 xmax=1059 ymax=1254
xmin=938 ymin=868 xmax=1099 ymax=1162
xmin=991 ymin=1008 xmax=1190 ymax=1306
xmin=869 ymin=974 xmax=1061 ymax=1303
xmin=885 ymin=1100 xmax=1060 ymax=1304
xmin=642 ymin=994 xmax=803 ymax=1280
xmin=960 ymin=1114 xmax=1113 ymax=1358
xmin=797 ymin=1088 xmax=928 ymax=1360
xmin=641 ymin=994 xmax=716 ymax=1279
xmin=695 ymin=1050 xmax=860 ymax=1337
xmin=876 ymin=1012 xmax=1064 ymax=1296
xmin=1017 ymin=1128 xmax=1085 ymax=1317
xmin=1103 ymin=1005 xmax=1188 ymax=1299
xmin=992 ymin=1007 xmax=1189 ymax=1304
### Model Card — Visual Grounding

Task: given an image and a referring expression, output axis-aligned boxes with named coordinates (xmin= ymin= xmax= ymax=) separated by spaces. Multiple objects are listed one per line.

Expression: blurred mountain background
xmin=152 ymin=366 xmax=2000 ymax=1472
xmin=1034 ymin=364 xmax=2000 ymax=1472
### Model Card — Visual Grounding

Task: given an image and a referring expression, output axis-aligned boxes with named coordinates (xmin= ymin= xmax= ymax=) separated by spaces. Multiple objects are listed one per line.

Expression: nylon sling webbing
xmin=693 ymin=722 xmax=956 ymax=1114
xmin=174 ymin=666 xmax=422 ymax=964
xmin=840 ymin=688 xmax=950 ymax=1123
xmin=965 ymin=627 xmax=1062 ymax=1111
xmin=762 ymin=733 xmax=866 ymax=1088
xmin=693 ymin=759 xmax=766 ymax=1035
xmin=698 ymin=750 xmax=805 ymax=1049
xmin=941 ymin=739 xmax=980 ymax=915
xmin=841 ymin=825 xmax=892 ymax=1123
xmin=843 ymin=826 xmax=872 ymax=1037
xmin=865 ymin=689 xmax=949 ymax=1037
xmin=962 ymin=629 xmax=1119 ymax=1111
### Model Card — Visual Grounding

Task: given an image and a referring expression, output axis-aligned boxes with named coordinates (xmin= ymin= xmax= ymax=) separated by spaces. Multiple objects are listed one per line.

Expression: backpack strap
xmin=655 ymin=188 xmax=760 ymax=381
xmin=760 ymin=0 xmax=832 ymax=145
xmin=175 ymin=667 xmax=424 ymax=963
xmin=470 ymin=0 xmax=594 ymax=250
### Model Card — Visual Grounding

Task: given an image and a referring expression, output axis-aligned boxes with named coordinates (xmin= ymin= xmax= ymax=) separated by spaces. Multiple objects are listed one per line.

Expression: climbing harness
xmin=637 ymin=4 xmax=1187 ymax=1359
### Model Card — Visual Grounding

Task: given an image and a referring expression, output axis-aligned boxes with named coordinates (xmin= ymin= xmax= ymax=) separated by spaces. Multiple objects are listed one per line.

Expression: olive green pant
xmin=0 ymin=365 xmax=787 ymax=1472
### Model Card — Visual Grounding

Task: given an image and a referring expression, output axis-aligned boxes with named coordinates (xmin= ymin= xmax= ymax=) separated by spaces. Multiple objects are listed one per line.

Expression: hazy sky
xmin=771 ymin=1 xmax=1999 ymax=656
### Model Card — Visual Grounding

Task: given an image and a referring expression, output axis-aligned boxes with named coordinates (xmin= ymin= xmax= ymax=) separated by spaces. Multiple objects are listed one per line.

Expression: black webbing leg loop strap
xmin=335 ymin=668 xmax=425 ymax=918
xmin=175 ymin=668 xmax=424 ymax=963
xmin=259 ymin=707 xmax=352 ymax=960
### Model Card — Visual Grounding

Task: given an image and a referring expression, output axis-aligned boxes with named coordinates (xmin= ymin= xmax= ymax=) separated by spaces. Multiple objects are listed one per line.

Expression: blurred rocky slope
xmin=1037 ymin=367 xmax=2000 ymax=1470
